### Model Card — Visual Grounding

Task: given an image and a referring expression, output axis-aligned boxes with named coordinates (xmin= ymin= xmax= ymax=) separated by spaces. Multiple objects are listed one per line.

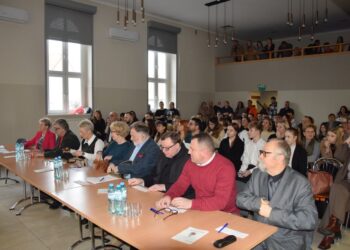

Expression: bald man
xmin=237 ymin=139 xmax=317 ymax=250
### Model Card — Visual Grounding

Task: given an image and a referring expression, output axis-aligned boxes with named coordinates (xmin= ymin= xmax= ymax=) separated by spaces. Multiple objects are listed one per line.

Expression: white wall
xmin=0 ymin=0 xmax=216 ymax=144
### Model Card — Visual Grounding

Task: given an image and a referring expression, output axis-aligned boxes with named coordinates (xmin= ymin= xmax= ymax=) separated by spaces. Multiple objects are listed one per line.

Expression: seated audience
xmin=302 ymin=125 xmax=320 ymax=165
xmin=285 ymin=128 xmax=308 ymax=176
xmin=318 ymin=122 xmax=328 ymax=141
xmin=218 ymin=123 xmax=244 ymax=174
xmin=238 ymin=122 xmax=266 ymax=187
xmin=154 ymin=101 xmax=167 ymax=121
xmin=244 ymin=40 xmax=257 ymax=61
xmin=256 ymin=41 xmax=264 ymax=59
xmin=213 ymin=101 xmax=223 ymax=114
xmin=91 ymin=110 xmax=106 ymax=141
xmin=232 ymin=118 xmax=250 ymax=144
xmin=44 ymin=119 xmax=80 ymax=159
xmin=231 ymin=40 xmax=244 ymax=62
xmin=102 ymin=121 xmax=133 ymax=166
xmin=25 ymin=117 xmax=55 ymax=151
xmin=166 ymin=102 xmax=180 ymax=121
xmin=154 ymin=120 xmax=168 ymax=144
xmin=205 ymin=117 xmax=225 ymax=149
xmin=278 ymin=101 xmax=294 ymax=117
xmin=268 ymin=120 xmax=289 ymax=141
xmin=337 ymin=105 xmax=349 ymax=122
xmin=235 ymin=101 xmax=246 ymax=117
xmin=237 ymin=139 xmax=318 ymax=250
xmin=318 ymin=154 xmax=350 ymax=249
xmin=185 ymin=117 xmax=202 ymax=144
xmin=128 ymin=132 xmax=194 ymax=198
xmin=247 ymin=100 xmax=258 ymax=118
xmin=124 ymin=111 xmax=137 ymax=125
xmin=71 ymin=119 xmax=105 ymax=166
xmin=326 ymin=113 xmax=340 ymax=130
xmin=105 ymin=111 xmax=119 ymax=143
xmin=176 ymin=120 xmax=189 ymax=142
xmin=298 ymin=115 xmax=314 ymax=140
xmin=156 ymin=133 xmax=238 ymax=213
xmin=261 ymin=117 xmax=275 ymax=141
xmin=320 ymin=127 xmax=350 ymax=164
xmin=263 ymin=37 xmax=275 ymax=59
xmin=107 ymin=122 xmax=160 ymax=181
xmin=221 ymin=100 xmax=234 ymax=117
xmin=144 ymin=118 xmax=156 ymax=139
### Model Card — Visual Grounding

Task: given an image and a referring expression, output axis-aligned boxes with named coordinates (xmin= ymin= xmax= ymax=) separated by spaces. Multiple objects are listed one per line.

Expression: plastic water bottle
xmin=57 ymin=156 xmax=63 ymax=179
xmin=120 ymin=182 xmax=127 ymax=215
xmin=114 ymin=185 xmax=123 ymax=215
xmin=54 ymin=158 xmax=61 ymax=180
xmin=15 ymin=143 xmax=20 ymax=161
xmin=19 ymin=143 xmax=25 ymax=160
xmin=107 ymin=183 xmax=115 ymax=214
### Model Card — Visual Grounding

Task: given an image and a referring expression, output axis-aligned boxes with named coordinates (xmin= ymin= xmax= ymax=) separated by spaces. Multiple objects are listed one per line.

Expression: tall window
xmin=147 ymin=21 xmax=181 ymax=111
xmin=148 ymin=51 xmax=177 ymax=111
xmin=45 ymin=0 xmax=96 ymax=115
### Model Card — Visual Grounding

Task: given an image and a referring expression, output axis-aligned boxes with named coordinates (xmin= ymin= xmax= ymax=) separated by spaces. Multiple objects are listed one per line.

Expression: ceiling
xmin=92 ymin=0 xmax=350 ymax=40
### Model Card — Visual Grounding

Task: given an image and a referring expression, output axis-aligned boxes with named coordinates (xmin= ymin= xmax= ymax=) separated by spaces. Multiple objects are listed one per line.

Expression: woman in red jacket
xmin=25 ymin=118 xmax=56 ymax=151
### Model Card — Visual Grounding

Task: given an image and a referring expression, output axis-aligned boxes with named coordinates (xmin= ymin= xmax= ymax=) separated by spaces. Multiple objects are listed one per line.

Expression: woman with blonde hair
xmin=320 ymin=126 xmax=350 ymax=163
xmin=103 ymin=121 xmax=133 ymax=166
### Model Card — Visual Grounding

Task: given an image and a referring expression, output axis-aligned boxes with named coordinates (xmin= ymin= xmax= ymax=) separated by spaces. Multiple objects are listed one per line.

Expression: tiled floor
xmin=0 ymin=172 xmax=349 ymax=250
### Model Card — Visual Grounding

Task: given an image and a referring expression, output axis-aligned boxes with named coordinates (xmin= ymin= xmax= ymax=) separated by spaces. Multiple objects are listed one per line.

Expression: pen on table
xmin=218 ymin=223 xmax=229 ymax=233
xmin=99 ymin=177 xmax=105 ymax=182
xmin=150 ymin=208 xmax=163 ymax=214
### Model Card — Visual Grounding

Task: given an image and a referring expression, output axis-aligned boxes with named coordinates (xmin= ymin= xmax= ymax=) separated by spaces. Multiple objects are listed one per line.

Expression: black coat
xmin=291 ymin=144 xmax=308 ymax=176
xmin=147 ymin=144 xmax=195 ymax=199
xmin=44 ymin=130 xmax=80 ymax=159
xmin=218 ymin=137 xmax=244 ymax=174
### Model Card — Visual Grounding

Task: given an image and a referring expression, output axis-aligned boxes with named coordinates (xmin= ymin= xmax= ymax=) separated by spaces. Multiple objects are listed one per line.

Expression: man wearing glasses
xmin=237 ymin=139 xmax=317 ymax=250
xmin=128 ymin=131 xmax=194 ymax=198
xmin=156 ymin=133 xmax=238 ymax=213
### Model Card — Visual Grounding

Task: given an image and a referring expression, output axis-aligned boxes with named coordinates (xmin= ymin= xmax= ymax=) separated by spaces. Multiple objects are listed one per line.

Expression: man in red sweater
xmin=156 ymin=133 xmax=238 ymax=213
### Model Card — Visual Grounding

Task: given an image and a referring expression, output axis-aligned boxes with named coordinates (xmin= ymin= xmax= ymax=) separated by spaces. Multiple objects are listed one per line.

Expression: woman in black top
xmin=91 ymin=110 xmax=106 ymax=140
xmin=218 ymin=123 xmax=244 ymax=174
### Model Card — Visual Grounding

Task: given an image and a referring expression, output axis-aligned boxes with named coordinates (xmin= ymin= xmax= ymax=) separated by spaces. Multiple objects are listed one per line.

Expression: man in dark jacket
xmin=237 ymin=139 xmax=317 ymax=250
xmin=44 ymin=119 xmax=80 ymax=159
xmin=128 ymin=131 xmax=194 ymax=198
xmin=107 ymin=121 xmax=160 ymax=181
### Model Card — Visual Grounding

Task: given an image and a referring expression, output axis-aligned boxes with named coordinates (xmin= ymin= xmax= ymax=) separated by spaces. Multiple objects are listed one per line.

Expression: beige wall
xmin=0 ymin=0 xmax=216 ymax=144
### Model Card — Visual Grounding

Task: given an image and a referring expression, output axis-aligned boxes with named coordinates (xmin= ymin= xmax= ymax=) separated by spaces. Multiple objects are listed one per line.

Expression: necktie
xmin=268 ymin=178 xmax=277 ymax=200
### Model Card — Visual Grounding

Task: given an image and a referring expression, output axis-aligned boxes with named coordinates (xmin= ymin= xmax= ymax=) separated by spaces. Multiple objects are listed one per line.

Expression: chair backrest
xmin=311 ymin=157 xmax=343 ymax=179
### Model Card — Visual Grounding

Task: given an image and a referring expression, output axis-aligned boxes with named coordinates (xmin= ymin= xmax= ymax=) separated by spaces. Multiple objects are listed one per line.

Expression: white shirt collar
xmin=196 ymin=153 xmax=216 ymax=167
xmin=85 ymin=134 xmax=96 ymax=145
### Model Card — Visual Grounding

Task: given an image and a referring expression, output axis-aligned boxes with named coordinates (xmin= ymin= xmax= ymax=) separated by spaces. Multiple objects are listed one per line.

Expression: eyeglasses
xmin=259 ymin=150 xmax=273 ymax=157
xmin=159 ymin=143 xmax=176 ymax=151
xmin=153 ymin=207 xmax=178 ymax=220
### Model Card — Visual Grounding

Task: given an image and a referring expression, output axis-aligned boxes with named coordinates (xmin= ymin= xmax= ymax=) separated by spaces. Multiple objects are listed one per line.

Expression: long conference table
xmin=0 ymin=145 xmax=277 ymax=249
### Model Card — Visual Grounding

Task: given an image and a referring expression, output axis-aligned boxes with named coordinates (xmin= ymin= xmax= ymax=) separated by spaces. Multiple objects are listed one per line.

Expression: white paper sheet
xmin=215 ymin=226 xmax=248 ymax=239
xmin=86 ymin=175 xmax=119 ymax=184
xmin=3 ymin=155 xmax=16 ymax=159
xmin=172 ymin=227 xmax=208 ymax=245
xmin=132 ymin=185 xmax=149 ymax=192
xmin=97 ymin=188 xmax=108 ymax=194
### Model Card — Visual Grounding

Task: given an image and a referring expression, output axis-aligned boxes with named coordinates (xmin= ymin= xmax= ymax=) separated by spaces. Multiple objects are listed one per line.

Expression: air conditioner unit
xmin=108 ymin=27 xmax=139 ymax=42
xmin=0 ymin=5 xmax=29 ymax=23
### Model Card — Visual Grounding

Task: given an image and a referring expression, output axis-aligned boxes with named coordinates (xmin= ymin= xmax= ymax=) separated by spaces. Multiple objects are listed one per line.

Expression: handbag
xmin=93 ymin=159 xmax=109 ymax=172
xmin=307 ymin=170 xmax=333 ymax=195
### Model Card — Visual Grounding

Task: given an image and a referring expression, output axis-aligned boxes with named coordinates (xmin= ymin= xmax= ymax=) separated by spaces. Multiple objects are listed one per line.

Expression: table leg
xmin=9 ymin=181 xmax=29 ymax=210
xmin=15 ymin=186 xmax=49 ymax=216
